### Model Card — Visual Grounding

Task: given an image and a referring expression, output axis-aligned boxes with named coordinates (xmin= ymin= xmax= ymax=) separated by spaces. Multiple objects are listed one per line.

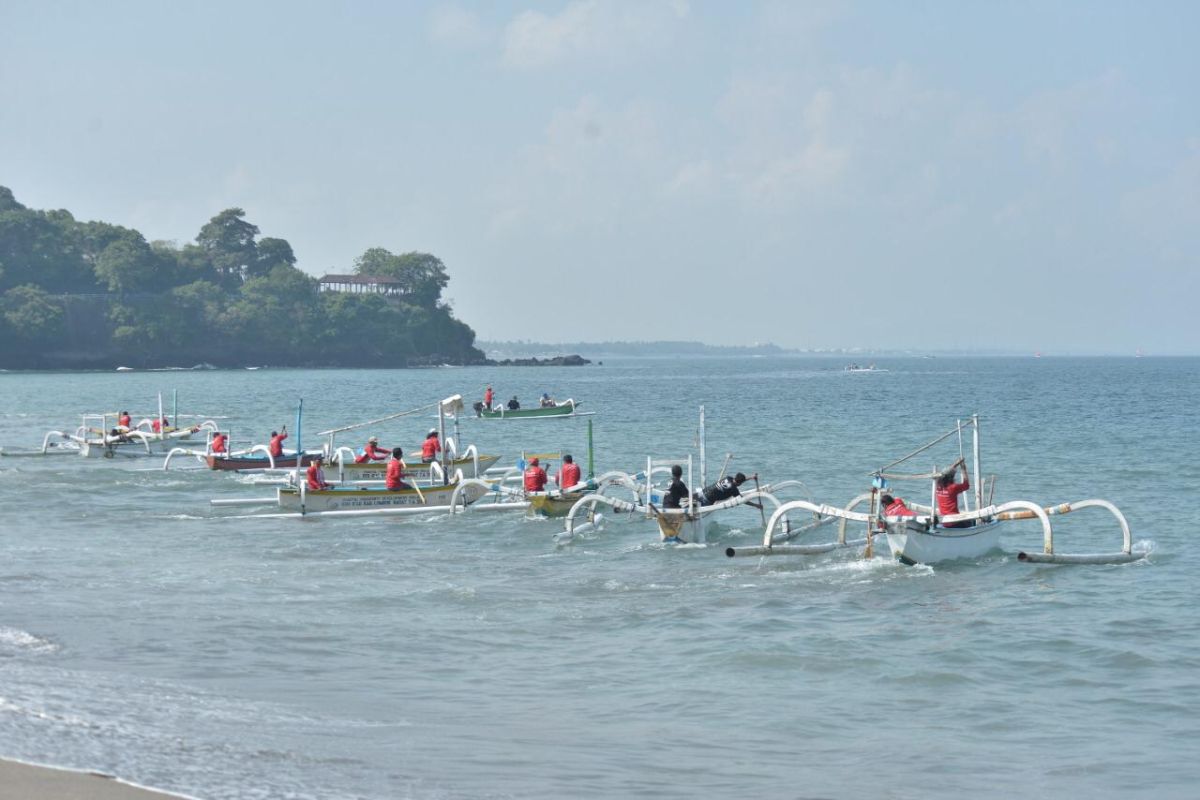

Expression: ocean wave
xmin=0 ymin=626 xmax=60 ymax=656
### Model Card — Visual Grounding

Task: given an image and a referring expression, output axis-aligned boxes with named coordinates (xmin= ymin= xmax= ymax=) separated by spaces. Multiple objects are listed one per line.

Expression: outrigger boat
xmin=276 ymin=479 xmax=477 ymax=513
xmin=19 ymin=392 xmax=218 ymax=459
xmin=472 ymin=398 xmax=590 ymax=419
xmin=726 ymin=415 xmax=1146 ymax=566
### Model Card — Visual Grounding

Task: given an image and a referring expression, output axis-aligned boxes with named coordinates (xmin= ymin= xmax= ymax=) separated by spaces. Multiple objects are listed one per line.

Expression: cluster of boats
xmin=0 ymin=391 xmax=1146 ymax=568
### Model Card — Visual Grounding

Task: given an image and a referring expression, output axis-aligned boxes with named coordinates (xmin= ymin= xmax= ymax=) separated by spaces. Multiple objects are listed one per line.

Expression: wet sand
xmin=0 ymin=758 xmax=193 ymax=800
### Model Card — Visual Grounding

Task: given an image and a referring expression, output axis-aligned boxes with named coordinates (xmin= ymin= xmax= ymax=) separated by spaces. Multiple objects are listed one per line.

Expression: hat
xmin=428 ymin=428 xmax=437 ymax=435
xmin=368 ymin=436 xmax=378 ymax=443
xmin=529 ymin=457 xmax=539 ymax=466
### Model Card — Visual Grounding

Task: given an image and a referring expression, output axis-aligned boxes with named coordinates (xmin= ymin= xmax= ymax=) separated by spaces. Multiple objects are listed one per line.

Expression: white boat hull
xmin=884 ymin=520 xmax=1003 ymax=565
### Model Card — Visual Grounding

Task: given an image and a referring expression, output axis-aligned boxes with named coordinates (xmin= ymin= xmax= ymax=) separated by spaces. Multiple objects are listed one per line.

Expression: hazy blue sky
xmin=2 ymin=1 xmax=1197 ymax=353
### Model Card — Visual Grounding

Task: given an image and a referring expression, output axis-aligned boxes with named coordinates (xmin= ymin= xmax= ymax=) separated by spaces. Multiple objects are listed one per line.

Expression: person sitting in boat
xmin=420 ymin=429 xmax=441 ymax=463
xmin=540 ymin=393 xmax=555 ymax=408
xmin=118 ymin=410 xmax=132 ymax=430
xmin=880 ymin=494 xmax=917 ymax=519
xmin=484 ymin=385 xmax=494 ymax=410
xmin=151 ymin=416 xmax=167 ymax=434
xmin=210 ymin=431 xmax=228 ymax=455
xmin=306 ymin=455 xmax=331 ymax=491
xmin=507 ymin=396 xmax=521 ymax=410
xmin=268 ymin=427 xmax=288 ymax=458
xmin=107 ymin=427 xmax=131 ymax=443
xmin=355 ymin=436 xmax=389 ymax=463
xmin=557 ymin=454 xmax=581 ymax=490
xmin=662 ymin=464 xmax=689 ymax=509
xmin=386 ymin=447 xmax=411 ymax=491
xmin=695 ymin=473 xmax=748 ymax=506
xmin=935 ymin=458 xmax=972 ymax=528
xmin=524 ymin=457 xmax=548 ymax=493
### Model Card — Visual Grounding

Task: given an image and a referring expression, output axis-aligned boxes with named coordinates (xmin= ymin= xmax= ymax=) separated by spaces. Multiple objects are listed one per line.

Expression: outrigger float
xmin=726 ymin=415 xmax=1145 ymax=566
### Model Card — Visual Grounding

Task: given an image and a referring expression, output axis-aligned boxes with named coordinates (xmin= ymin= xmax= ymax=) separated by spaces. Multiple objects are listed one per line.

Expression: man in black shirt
xmin=696 ymin=472 xmax=748 ymax=506
xmin=662 ymin=464 xmax=689 ymax=509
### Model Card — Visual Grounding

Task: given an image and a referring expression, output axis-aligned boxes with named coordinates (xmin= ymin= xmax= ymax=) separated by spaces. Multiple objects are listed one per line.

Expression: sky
xmin=1 ymin=1 xmax=1197 ymax=354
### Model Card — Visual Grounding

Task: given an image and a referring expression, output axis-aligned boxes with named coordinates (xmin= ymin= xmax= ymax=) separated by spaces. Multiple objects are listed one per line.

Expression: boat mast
xmin=586 ymin=418 xmax=595 ymax=480
xmin=972 ymin=413 xmax=982 ymax=511
xmin=699 ymin=405 xmax=707 ymax=489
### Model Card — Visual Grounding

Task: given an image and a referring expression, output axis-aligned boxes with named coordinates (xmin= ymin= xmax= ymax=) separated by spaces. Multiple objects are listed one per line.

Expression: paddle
xmin=647 ymin=502 xmax=685 ymax=544
xmin=401 ymin=458 xmax=425 ymax=504
xmin=752 ymin=473 xmax=766 ymax=528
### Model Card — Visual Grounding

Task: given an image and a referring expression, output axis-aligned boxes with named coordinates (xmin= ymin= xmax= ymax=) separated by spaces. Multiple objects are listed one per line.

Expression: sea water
xmin=0 ymin=357 xmax=1197 ymax=799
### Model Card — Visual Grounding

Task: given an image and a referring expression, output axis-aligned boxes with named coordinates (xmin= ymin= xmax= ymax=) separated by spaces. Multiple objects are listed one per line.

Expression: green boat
xmin=472 ymin=399 xmax=585 ymax=419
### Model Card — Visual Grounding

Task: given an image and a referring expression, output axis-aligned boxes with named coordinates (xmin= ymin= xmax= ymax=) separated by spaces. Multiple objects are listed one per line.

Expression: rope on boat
xmin=316 ymin=401 xmax=440 ymax=437
xmin=871 ymin=421 xmax=966 ymax=476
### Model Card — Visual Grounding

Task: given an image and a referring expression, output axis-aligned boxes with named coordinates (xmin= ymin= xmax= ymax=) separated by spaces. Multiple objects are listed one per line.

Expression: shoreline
xmin=0 ymin=757 xmax=197 ymax=800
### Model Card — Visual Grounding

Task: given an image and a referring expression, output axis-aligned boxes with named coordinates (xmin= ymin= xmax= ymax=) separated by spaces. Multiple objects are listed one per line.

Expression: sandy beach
xmin=0 ymin=758 xmax=192 ymax=800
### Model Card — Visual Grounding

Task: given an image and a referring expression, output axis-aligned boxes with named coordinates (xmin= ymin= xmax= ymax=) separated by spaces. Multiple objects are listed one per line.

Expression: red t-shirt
xmin=484 ymin=389 xmax=493 ymax=407
xmin=558 ymin=462 xmax=581 ymax=489
xmin=386 ymin=458 xmax=406 ymax=490
xmin=211 ymin=433 xmax=227 ymax=454
xmin=119 ymin=414 xmax=131 ymax=429
xmin=269 ymin=432 xmax=288 ymax=457
xmin=421 ymin=437 xmax=440 ymax=460
xmin=151 ymin=419 xmax=162 ymax=433
xmin=524 ymin=466 xmax=548 ymax=492
xmin=936 ymin=479 xmax=970 ymax=516
xmin=306 ymin=464 xmax=328 ymax=490
xmin=885 ymin=498 xmax=916 ymax=517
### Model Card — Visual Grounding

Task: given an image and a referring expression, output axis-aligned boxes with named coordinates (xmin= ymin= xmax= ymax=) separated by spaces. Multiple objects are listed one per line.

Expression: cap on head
xmin=529 ymin=457 xmax=539 ymax=466
xmin=428 ymin=428 xmax=437 ymax=435
xmin=368 ymin=436 xmax=378 ymax=443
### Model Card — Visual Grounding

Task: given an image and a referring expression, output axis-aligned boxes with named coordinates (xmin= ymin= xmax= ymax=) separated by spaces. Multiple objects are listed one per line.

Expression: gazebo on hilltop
xmin=317 ymin=274 xmax=406 ymax=296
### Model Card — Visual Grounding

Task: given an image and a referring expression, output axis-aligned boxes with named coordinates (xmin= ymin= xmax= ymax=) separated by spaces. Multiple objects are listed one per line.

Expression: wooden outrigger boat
xmin=472 ymin=399 xmax=589 ymax=419
xmin=328 ymin=451 xmax=499 ymax=483
xmin=726 ymin=415 xmax=1147 ymax=566
xmin=276 ymin=481 xmax=478 ymax=513
xmin=206 ymin=452 xmax=319 ymax=471
xmin=22 ymin=392 xmax=218 ymax=459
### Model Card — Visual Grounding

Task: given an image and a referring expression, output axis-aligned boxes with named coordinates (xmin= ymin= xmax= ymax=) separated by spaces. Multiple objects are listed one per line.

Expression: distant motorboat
xmin=844 ymin=363 xmax=887 ymax=373
xmin=116 ymin=366 xmax=134 ymax=372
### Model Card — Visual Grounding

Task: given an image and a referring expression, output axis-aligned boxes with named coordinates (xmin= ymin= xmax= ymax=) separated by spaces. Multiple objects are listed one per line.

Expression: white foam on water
xmin=0 ymin=626 xmax=59 ymax=655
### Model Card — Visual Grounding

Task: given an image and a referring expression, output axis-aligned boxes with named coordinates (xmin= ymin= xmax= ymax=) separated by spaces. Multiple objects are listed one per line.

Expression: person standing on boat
xmin=420 ymin=429 xmax=441 ymax=463
xmin=355 ymin=436 xmax=389 ymax=463
xmin=386 ymin=447 xmax=411 ymax=490
xmin=306 ymin=455 xmax=331 ymax=491
xmin=524 ymin=457 xmax=548 ymax=493
xmin=268 ymin=427 xmax=288 ymax=458
xmin=540 ymin=393 xmax=555 ymax=408
xmin=507 ymin=396 xmax=521 ymax=410
xmin=484 ymin=385 xmax=494 ymax=410
xmin=935 ymin=459 xmax=972 ymax=528
xmin=695 ymin=473 xmax=748 ymax=506
xmin=211 ymin=431 xmax=228 ymax=455
xmin=880 ymin=494 xmax=916 ymax=518
xmin=557 ymin=454 xmax=581 ymax=490
xmin=118 ymin=410 xmax=132 ymax=430
xmin=663 ymin=464 xmax=689 ymax=509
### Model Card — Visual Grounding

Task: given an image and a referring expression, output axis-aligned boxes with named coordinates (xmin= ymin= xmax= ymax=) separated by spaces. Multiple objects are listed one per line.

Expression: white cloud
xmin=428 ymin=5 xmax=491 ymax=50
xmin=501 ymin=1 xmax=688 ymax=69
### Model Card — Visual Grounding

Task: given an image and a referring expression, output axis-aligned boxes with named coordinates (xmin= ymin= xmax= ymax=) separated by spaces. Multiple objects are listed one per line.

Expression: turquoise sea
xmin=0 ymin=357 xmax=1197 ymax=799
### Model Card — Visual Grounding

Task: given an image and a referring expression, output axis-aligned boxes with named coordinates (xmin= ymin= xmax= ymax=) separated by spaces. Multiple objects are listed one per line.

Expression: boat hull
xmin=335 ymin=454 xmax=500 ymax=482
xmin=276 ymin=482 xmax=476 ymax=512
xmin=476 ymin=400 xmax=579 ymax=419
xmin=884 ymin=520 xmax=1003 ymax=565
xmin=207 ymin=453 xmax=318 ymax=471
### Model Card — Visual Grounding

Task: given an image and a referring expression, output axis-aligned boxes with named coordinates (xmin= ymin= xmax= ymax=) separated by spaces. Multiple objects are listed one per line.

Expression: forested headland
xmin=0 ymin=187 xmax=485 ymax=369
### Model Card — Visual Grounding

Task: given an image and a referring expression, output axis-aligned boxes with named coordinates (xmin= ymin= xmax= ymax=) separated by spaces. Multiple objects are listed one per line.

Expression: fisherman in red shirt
xmin=118 ymin=411 xmax=132 ymax=430
xmin=935 ymin=459 xmax=972 ymax=528
xmin=386 ymin=447 xmax=410 ymax=491
xmin=210 ymin=431 xmax=227 ymax=454
xmin=557 ymin=453 xmax=581 ymax=490
xmin=306 ymin=455 xmax=331 ymax=491
xmin=151 ymin=417 xmax=162 ymax=433
xmin=355 ymin=436 xmax=389 ymax=464
xmin=421 ymin=429 xmax=441 ymax=463
xmin=484 ymin=385 xmax=494 ymax=410
xmin=268 ymin=427 xmax=288 ymax=458
xmin=880 ymin=494 xmax=917 ymax=518
xmin=524 ymin=457 xmax=548 ymax=493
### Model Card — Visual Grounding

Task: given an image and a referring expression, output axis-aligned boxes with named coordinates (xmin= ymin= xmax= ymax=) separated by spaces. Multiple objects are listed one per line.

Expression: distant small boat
xmin=116 ymin=366 xmax=134 ymax=372
xmin=473 ymin=399 xmax=589 ymax=419
xmin=844 ymin=364 xmax=886 ymax=373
